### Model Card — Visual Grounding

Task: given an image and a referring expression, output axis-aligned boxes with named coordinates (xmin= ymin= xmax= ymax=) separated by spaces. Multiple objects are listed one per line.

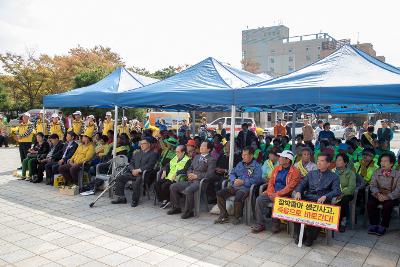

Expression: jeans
xmin=254 ymin=194 xmax=273 ymax=225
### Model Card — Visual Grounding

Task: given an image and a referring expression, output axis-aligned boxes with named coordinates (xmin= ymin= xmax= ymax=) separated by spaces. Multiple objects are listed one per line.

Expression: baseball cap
xmin=87 ymin=115 xmax=95 ymax=120
xmin=187 ymin=140 xmax=196 ymax=147
xmin=338 ymin=143 xmax=349 ymax=151
xmin=106 ymin=111 xmax=112 ymax=116
xmin=51 ymin=113 xmax=59 ymax=118
xmin=277 ymin=150 xmax=294 ymax=161
xmin=22 ymin=112 xmax=31 ymax=118
xmin=73 ymin=111 xmax=82 ymax=116
xmin=122 ymin=116 xmax=128 ymax=121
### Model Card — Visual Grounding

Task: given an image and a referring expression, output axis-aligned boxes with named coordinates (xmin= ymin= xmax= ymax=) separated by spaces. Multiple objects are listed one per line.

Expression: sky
xmin=0 ymin=0 xmax=399 ymax=71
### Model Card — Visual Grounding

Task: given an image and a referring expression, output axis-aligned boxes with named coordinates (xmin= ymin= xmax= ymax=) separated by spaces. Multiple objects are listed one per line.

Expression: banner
xmin=272 ymin=197 xmax=341 ymax=231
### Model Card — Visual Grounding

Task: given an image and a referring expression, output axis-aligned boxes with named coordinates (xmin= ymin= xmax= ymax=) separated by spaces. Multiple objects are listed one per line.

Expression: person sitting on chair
xmin=156 ymin=145 xmax=191 ymax=209
xmin=167 ymin=141 xmax=216 ymax=219
xmin=252 ymin=150 xmax=300 ymax=233
xmin=293 ymin=152 xmax=341 ymax=247
xmin=58 ymin=134 xmax=94 ymax=185
xmin=35 ymin=134 xmax=64 ymax=183
xmin=294 ymin=147 xmax=317 ymax=178
xmin=367 ymin=153 xmax=400 ymax=236
xmin=111 ymin=137 xmax=158 ymax=207
xmin=214 ymin=147 xmax=263 ymax=225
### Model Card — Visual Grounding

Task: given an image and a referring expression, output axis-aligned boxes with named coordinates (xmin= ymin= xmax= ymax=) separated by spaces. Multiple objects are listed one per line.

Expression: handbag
xmin=26 ymin=153 xmax=37 ymax=159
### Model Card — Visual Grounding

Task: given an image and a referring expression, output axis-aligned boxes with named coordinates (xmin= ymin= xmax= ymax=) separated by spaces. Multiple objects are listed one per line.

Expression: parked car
xmin=330 ymin=125 xmax=346 ymax=139
xmin=207 ymin=117 xmax=256 ymax=134
xmin=264 ymin=122 xmax=304 ymax=137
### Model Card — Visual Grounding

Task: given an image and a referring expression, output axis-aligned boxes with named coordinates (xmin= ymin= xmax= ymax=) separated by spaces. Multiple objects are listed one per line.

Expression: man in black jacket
xmin=44 ymin=131 xmax=78 ymax=185
xmin=112 ymin=137 xmax=159 ymax=207
xmin=35 ymin=134 xmax=64 ymax=183
xmin=236 ymin=123 xmax=256 ymax=150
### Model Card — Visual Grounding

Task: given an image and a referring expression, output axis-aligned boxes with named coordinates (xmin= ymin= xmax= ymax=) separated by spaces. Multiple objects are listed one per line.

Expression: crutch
xmin=89 ymin=165 xmax=129 ymax=208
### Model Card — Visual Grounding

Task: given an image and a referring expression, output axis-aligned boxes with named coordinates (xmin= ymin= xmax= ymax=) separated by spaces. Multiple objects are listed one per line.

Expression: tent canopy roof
xmin=236 ymin=45 xmax=400 ymax=109
xmin=116 ymin=57 xmax=267 ymax=109
xmin=43 ymin=67 xmax=158 ymax=108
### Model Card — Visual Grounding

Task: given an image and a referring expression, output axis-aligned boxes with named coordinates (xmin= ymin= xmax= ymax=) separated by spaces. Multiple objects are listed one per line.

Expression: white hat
xmin=87 ymin=115 xmax=95 ymax=120
xmin=277 ymin=150 xmax=294 ymax=161
xmin=22 ymin=112 xmax=31 ymax=118
xmin=122 ymin=116 xmax=127 ymax=121
xmin=106 ymin=112 xmax=112 ymax=116
xmin=39 ymin=110 xmax=44 ymax=114
xmin=51 ymin=113 xmax=59 ymax=118
xmin=73 ymin=111 xmax=82 ymax=116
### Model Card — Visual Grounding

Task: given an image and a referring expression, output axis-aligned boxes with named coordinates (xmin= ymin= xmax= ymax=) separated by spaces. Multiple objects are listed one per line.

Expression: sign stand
xmin=298 ymin=223 xmax=305 ymax=247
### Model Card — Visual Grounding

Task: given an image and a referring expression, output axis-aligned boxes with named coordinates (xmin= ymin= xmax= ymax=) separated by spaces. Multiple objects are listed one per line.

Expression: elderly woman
xmin=335 ymin=153 xmax=356 ymax=232
xmin=367 ymin=153 xmax=400 ymax=236
xmin=21 ymin=132 xmax=50 ymax=181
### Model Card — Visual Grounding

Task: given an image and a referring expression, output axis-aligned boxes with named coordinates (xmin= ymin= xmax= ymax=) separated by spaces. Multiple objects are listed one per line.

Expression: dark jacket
xmin=50 ymin=141 xmax=65 ymax=162
xmin=129 ymin=149 xmax=159 ymax=173
xmin=62 ymin=141 xmax=78 ymax=161
xmin=36 ymin=141 xmax=50 ymax=160
xmin=187 ymin=154 xmax=217 ymax=181
xmin=294 ymin=169 xmax=341 ymax=202
xmin=236 ymin=130 xmax=256 ymax=149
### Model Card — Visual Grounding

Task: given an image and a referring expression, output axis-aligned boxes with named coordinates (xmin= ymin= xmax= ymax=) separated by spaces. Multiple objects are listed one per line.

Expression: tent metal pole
xmin=42 ymin=106 xmax=46 ymax=135
xmin=112 ymin=105 xmax=118 ymax=158
xmin=191 ymin=111 xmax=196 ymax=136
xmin=229 ymin=105 xmax=236 ymax=171
xmin=292 ymin=112 xmax=296 ymax=154
xmin=122 ymin=108 xmax=125 ymax=119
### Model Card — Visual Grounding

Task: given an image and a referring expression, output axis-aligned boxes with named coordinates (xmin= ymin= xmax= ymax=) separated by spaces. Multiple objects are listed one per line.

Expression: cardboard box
xmin=59 ymin=185 xmax=79 ymax=196
xmin=53 ymin=174 xmax=65 ymax=187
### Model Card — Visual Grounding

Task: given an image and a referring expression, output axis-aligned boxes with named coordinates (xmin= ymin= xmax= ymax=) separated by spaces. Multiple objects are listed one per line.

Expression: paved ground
xmin=1 ymin=148 xmax=400 ymax=267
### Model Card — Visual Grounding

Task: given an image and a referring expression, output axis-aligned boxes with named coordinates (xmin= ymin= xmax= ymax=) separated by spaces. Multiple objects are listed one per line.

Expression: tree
xmin=74 ymin=67 xmax=108 ymax=88
xmin=241 ymin=58 xmax=260 ymax=74
xmin=0 ymin=80 xmax=10 ymax=111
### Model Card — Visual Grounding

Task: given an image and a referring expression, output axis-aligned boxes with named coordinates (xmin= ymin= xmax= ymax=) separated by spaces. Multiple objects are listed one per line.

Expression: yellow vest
xmin=166 ymin=155 xmax=190 ymax=181
xmin=118 ymin=124 xmax=130 ymax=135
xmin=70 ymin=143 xmax=95 ymax=164
xmin=49 ymin=122 xmax=64 ymax=140
xmin=68 ymin=120 xmax=83 ymax=135
xmin=102 ymin=119 xmax=114 ymax=135
xmin=18 ymin=121 xmax=34 ymax=143
xmin=35 ymin=119 xmax=48 ymax=135
xmin=83 ymin=122 xmax=97 ymax=138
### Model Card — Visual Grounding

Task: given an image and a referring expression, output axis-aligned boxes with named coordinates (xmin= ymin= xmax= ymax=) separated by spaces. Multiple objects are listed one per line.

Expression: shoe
xmin=304 ymin=238 xmax=314 ymax=247
xmin=214 ymin=214 xmax=229 ymax=224
xmin=159 ymin=200 xmax=168 ymax=208
xmin=368 ymin=225 xmax=378 ymax=235
xmin=231 ymin=217 xmax=241 ymax=225
xmin=376 ymin=225 xmax=386 ymax=236
xmin=111 ymin=197 xmax=127 ymax=204
xmin=131 ymin=200 xmax=138 ymax=207
xmin=251 ymin=224 xmax=265 ymax=233
xmin=339 ymin=225 xmax=346 ymax=233
xmin=181 ymin=211 xmax=194 ymax=219
xmin=80 ymin=190 xmax=95 ymax=196
xmin=19 ymin=176 xmax=26 ymax=180
xmin=271 ymin=219 xmax=281 ymax=233
xmin=17 ymin=167 xmax=22 ymax=170
xmin=167 ymin=207 xmax=182 ymax=215
xmin=26 ymin=176 xmax=32 ymax=182
xmin=162 ymin=202 xmax=170 ymax=209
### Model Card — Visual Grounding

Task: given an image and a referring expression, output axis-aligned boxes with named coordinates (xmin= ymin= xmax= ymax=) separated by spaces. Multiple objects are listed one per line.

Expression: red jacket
xmin=265 ymin=165 xmax=300 ymax=198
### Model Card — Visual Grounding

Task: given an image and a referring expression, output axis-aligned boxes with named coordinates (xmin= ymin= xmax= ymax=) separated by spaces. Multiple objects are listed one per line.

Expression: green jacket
xmin=335 ymin=167 xmax=356 ymax=196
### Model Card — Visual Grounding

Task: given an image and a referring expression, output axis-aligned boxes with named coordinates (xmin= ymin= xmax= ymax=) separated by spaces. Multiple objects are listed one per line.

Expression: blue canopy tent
xmin=43 ymin=67 xmax=158 ymax=157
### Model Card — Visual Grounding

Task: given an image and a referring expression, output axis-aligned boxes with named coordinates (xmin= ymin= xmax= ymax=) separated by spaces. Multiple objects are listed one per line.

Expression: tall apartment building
xmin=242 ymin=25 xmax=341 ymax=77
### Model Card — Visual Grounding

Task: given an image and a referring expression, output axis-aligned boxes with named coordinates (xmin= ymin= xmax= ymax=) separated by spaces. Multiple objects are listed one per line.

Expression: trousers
xmin=367 ymin=196 xmax=399 ymax=228
xmin=58 ymin=163 xmax=82 ymax=185
xmin=170 ymin=180 xmax=200 ymax=213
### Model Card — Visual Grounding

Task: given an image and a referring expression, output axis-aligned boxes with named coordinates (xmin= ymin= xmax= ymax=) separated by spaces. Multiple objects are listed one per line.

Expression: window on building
xmin=288 ymin=66 xmax=294 ymax=72
xmin=306 ymin=55 xmax=311 ymax=61
xmin=270 ymin=67 xmax=274 ymax=72
xmin=288 ymin=49 xmax=293 ymax=53
xmin=306 ymin=47 xmax=309 ymax=51
xmin=288 ymin=56 xmax=293 ymax=62
xmin=270 ymin=57 xmax=275 ymax=63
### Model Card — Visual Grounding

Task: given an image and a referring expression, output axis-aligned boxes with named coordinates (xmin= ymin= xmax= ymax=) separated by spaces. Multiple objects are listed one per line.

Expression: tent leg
xmin=292 ymin=112 xmax=297 ymax=154
xmin=42 ymin=106 xmax=46 ymax=135
xmin=228 ymin=105 xmax=236 ymax=171
xmin=191 ymin=111 xmax=196 ymax=136
xmin=112 ymin=106 xmax=118 ymax=158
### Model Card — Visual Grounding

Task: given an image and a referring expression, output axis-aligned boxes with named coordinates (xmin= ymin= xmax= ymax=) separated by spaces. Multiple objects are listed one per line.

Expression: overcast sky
xmin=0 ymin=0 xmax=399 ymax=71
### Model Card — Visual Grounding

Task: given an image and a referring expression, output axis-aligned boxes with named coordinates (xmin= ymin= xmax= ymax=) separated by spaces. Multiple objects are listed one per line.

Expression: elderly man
xmin=35 ymin=134 xmax=64 ymax=183
xmin=214 ymin=147 xmax=263 ymax=225
xmin=111 ymin=137 xmax=158 ymax=207
xmin=168 ymin=141 xmax=216 ymax=219
xmin=273 ymin=119 xmax=286 ymax=138
xmin=302 ymin=119 xmax=314 ymax=146
xmin=294 ymin=147 xmax=317 ymax=178
xmin=252 ymin=150 xmax=300 ymax=233
xmin=17 ymin=112 xmax=35 ymax=166
xmin=237 ymin=123 xmax=256 ymax=150
xmin=68 ymin=111 xmax=84 ymax=136
xmin=156 ymin=145 xmax=191 ymax=209
xmin=377 ymin=119 xmax=393 ymax=150
xmin=368 ymin=153 xmax=400 ymax=236
xmin=293 ymin=153 xmax=341 ymax=246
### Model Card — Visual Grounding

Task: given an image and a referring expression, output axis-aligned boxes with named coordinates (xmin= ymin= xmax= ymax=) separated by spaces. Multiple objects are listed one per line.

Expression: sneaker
xmin=80 ymin=190 xmax=95 ymax=196
xmin=162 ymin=202 xmax=170 ymax=209
xmin=251 ymin=224 xmax=265 ymax=233
xmin=159 ymin=200 xmax=168 ymax=208
xmin=376 ymin=225 xmax=386 ymax=236
xmin=368 ymin=225 xmax=378 ymax=235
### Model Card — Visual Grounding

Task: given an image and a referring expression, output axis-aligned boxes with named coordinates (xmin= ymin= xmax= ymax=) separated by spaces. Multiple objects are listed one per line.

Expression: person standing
xmin=48 ymin=113 xmax=65 ymax=141
xmin=302 ymin=119 xmax=314 ymax=146
xmin=83 ymin=115 xmax=98 ymax=138
xmin=359 ymin=121 xmax=369 ymax=139
xmin=273 ymin=119 xmax=286 ymax=138
xmin=68 ymin=111 xmax=84 ymax=136
xmin=17 ymin=112 xmax=34 ymax=167
xmin=344 ymin=122 xmax=356 ymax=141
xmin=377 ymin=119 xmax=393 ymax=150
xmin=102 ymin=112 xmax=114 ymax=136
xmin=118 ymin=117 xmax=130 ymax=135
xmin=318 ymin=122 xmax=335 ymax=143
xmin=35 ymin=110 xmax=49 ymax=136
xmin=236 ymin=123 xmax=256 ymax=150
xmin=314 ymin=120 xmax=324 ymax=142
xmin=283 ymin=119 xmax=291 ymax=139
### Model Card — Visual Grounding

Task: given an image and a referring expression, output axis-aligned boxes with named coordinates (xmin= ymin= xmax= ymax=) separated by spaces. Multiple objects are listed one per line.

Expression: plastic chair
xmin=349 ymin=174 xmax=366 ymax=229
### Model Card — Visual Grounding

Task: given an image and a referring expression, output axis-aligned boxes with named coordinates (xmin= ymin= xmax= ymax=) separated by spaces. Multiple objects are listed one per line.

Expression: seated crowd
xmin=15 ymin=112 xmax=400 ymax=247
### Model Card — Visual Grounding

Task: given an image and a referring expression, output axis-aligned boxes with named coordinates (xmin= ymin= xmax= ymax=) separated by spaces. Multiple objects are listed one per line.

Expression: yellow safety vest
xmin=35 ymin=119 xmax=48 ymax=135
xmin=102 ymin=119 xmax=114 ymax=135
xmin=118 ymin=124 xmax=130 ymax=135
xmin=166 ymin=155 xmax=190 ymax=181
xmin=49 ymin=122 xmax=64 ymax=140
xmin=83 ymin=122 xmax=98 ymax=138
xmin=68 ymin=120 xmax=83 ymax=135
xmin=297 ymin=161 xmax=309 ymax=177
xmin=17 ymin=121 xmax=34 ymax=143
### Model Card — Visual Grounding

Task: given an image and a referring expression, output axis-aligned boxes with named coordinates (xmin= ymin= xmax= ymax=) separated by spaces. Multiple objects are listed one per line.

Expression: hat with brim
xmin=22 ymin=112 xmax=31 ymax=118
xmin=106 ymin=112 xmax=112 ymax=116
xmin=51 ymin=113 xmax=59 ymax=118
xmin=277 ymin=150 xmax=294 ymax=161
xmin=73 ymin=111 xmax=82 ymax=116
xmin=164 ymin=137 xmax=179 ymax=147
xmin=87 ymin=115 xmax=95 ymax=120
xmin=187 ymin=140 xmax=196 ymax=147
